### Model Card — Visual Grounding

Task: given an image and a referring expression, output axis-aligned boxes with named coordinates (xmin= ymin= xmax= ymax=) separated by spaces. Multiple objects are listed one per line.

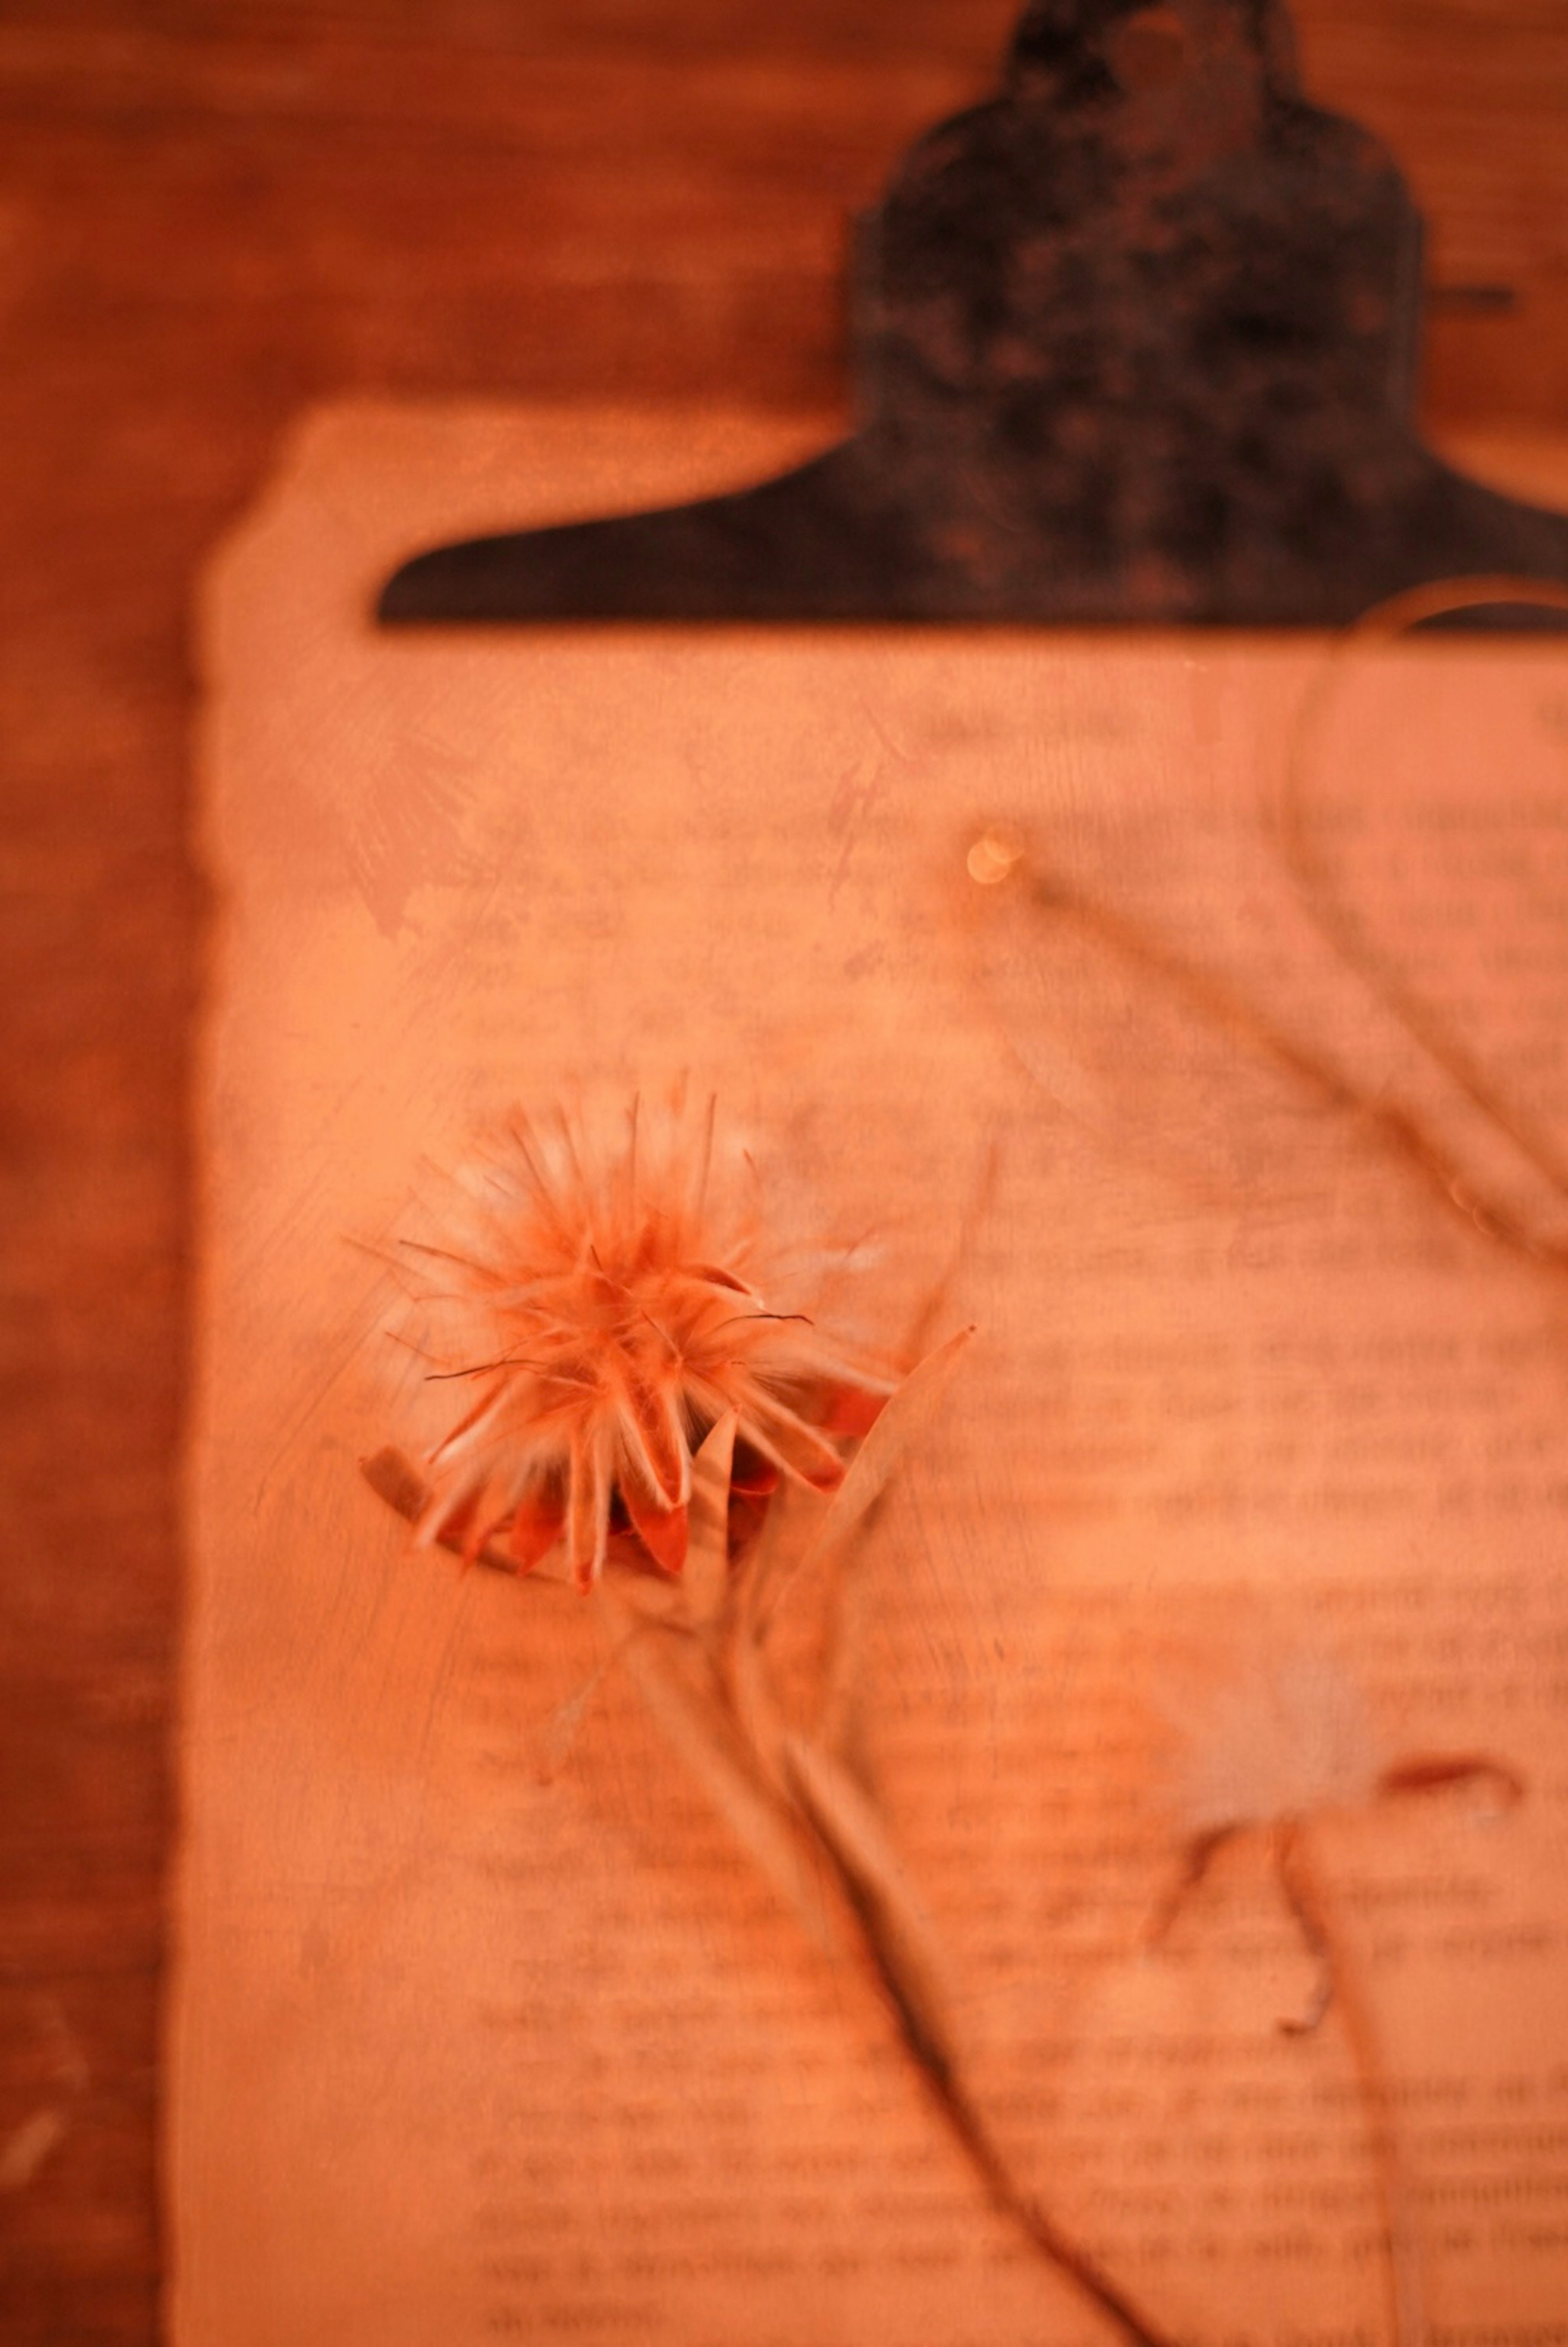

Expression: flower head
xmin=401 ymin=1099 xmax=893 ymax=1591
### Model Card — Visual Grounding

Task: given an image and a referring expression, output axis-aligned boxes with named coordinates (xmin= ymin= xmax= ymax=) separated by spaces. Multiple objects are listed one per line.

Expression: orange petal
xmin=742 ymin=1395 xmax=846 ymax=1493
xmin=619 ymin=1372 xmax=689 ymax=1508
xmin=818 ymin=1384 xmax=890 ymax=1440
xmin=421 ymin=1480 xmax=483 ymax=1553
xmin=420 ymin=1491 xmax=471 ymax=1548
xmin=508 ymin=1493 xmax=566 ymax=1573
xmin=691 ymin=1263 xmax=750 ymax=1294
xmin=730 ymin=1440 xmax=780 ymax=1498
xmin=453 ymin=1480 xmax=518 ymax=1567
xmin=726 ymin=1488 xmax=772 ymax=1558
xmin=453 ymin=1497 xmax=512 ymax=1571
xmin=567 ymin=1434 xmax=610 ymax=1591
xmin=622 ymin=1484 xmax=689 ymax=1576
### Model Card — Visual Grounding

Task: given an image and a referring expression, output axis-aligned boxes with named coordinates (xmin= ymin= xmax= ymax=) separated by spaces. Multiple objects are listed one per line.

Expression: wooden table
xmin=2 ymin=5 xmax=1564 ymax=2337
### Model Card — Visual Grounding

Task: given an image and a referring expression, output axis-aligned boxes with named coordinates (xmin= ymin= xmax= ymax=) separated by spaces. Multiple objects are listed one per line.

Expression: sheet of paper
xmin=177 ymin=407 xmax=1568 ymax=2347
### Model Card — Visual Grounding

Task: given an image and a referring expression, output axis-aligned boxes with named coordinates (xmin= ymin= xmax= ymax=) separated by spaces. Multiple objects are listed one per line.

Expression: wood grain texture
xmin=0 ymin=5 xmax=1563 ymax=2338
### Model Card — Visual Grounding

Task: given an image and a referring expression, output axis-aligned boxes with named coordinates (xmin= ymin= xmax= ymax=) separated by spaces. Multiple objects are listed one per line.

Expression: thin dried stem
xmin=1280 ymin=576 xmax=1568 ymax=1225
xmin=1271 ymin=1817 xmax=1335 ymax=2037
xmin=784 ymin=1730 xmax=1187 ymax=2347
xmin=361 ymin=1446 xmax=550 ymax=1582
xmin=599 ymin=1586 xmax=836 ymax=1948
xmin=365 ymin=1439 xmax=1187 ymax=2345
xmin=1011 ymin=865 xmax=1568 ymax=1274
xmin=1276 ymin=1818 xmax=1425 ymax=2347
xmin=1143 ymin=1823 xmax=1242 ymax=1948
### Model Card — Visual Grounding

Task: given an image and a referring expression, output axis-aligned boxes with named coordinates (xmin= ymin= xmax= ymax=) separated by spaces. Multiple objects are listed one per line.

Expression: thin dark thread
xmin=709 ymin=1310 xmax=817 ymax=1336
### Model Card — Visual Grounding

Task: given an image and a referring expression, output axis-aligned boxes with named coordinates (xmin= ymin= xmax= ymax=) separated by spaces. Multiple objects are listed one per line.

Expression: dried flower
xmin=1159 ymin=1644 xmax=1522 ymax=1882
xmin=1153 ymin=1644 xmax=1523 ymax=2347
xmin=398 ymin=1098 xmax=893 ymax=1590
xmin=359 ymin=1129 xmax=1185 ymax=2347
xmin=1154 ymin=1643 xmax=1522 ymax=1981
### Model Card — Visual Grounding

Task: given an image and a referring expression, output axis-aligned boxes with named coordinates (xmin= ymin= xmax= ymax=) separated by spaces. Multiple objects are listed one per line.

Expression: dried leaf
xmin=807 ymin=1325 xmax=973 ymax=1567
xmin=361 ymin=1446 xmax=526 ymax=1580
xmin=783 ymin=1730 xmax=956 ymax=2080
xmin=816 ymin=1563 xmax=883 ymax=1767
xmin=599 ymin=1585 xmax=833 ymax=1950
xmin=758 ymin=1327 xmax=974 ymax=1660
xmin=622 ymin=1484 xmax=690 ymax=1575
xmin=729 ymin=1620 xmax=793 ymax=1801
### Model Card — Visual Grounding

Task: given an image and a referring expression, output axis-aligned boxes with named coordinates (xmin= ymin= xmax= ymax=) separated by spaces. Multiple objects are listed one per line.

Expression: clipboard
xmin=173 ymin=9 xmax=1568 ymax=2345
xmin=374 ymin=0 xmax=1568 ymax=627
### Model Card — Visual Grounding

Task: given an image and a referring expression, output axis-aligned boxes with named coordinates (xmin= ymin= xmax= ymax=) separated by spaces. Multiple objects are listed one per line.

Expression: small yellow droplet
xmin=966 ymin=830 xmax=1025 ymax=887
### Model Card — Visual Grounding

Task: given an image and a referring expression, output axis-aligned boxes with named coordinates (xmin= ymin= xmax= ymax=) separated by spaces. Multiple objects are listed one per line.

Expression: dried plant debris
xmin=968 ymin=822 xmax=1568 ymax=1266
xmin=361 ymin=1096 xmax=1179 ymax=2347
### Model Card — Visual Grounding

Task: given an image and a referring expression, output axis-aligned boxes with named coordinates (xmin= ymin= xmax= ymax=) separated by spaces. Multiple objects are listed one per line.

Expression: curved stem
xmin=1276 ymin=1818 xmax=1425 ymax=2347
xmin=895 ymin=1993 xmax=1189 ymax=2347
xmin=368 ymin=1447 xmax=1187 ymax=2344
xmin=1279 ymin=576 xmax=1568 ymax=1220
xmin=786 ymin=1732 xmax=1189 ymax=2347
xmin=1012 ymin=868 xmax=1568 ymax=1274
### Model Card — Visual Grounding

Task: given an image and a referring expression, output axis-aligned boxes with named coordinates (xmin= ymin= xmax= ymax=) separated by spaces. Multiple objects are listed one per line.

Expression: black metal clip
xmin=379 ymin=0 xmax=1568 ymax=627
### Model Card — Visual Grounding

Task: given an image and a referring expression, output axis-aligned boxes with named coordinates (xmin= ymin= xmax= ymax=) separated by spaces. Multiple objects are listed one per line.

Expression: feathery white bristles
xmin=401 ymin=1099 xmax=894 ymax=1590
